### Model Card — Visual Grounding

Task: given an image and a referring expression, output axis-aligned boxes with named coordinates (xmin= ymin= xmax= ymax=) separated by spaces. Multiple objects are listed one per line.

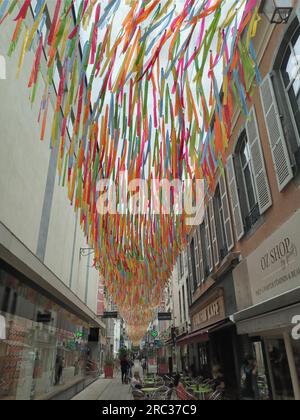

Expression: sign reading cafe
xmin=248 ymin=210 xmax=300 ymax=305
xmin=192 ymin=291 xmax=225 ymax=331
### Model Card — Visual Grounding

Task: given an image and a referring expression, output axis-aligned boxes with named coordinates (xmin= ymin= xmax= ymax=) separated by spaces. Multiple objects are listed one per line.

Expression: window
xmin=199 ymin=223 xmax=209 ymax=279
xmin=182 ymin=285 xmax=186 ymax=323
xmin=214 ymin=186 xmax=228 ymax=260
xmin=179 ymin=290 xmax=182 ymax=324
xmin=281 ymin=25 xmax=300 ymax=140
xmin=236 ymin=131 xmax=260 ymax=233
xmin=179 ymin=253 xmax=184 ymax=278
xmin=239 ymin=133 xmax=258 ymax=213
xmin=190 ymin=239 xmax=198 ymax=292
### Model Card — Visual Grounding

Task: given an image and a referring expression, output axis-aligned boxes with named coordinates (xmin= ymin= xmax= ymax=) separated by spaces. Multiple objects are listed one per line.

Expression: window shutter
xmin=246 ymin=106 xmax=273 ymax=214
xmin=209 ymin=198 xmax=219 ymax=267
xmin=219 ymin=174 xmax=234 ymax=251
xmin=187 ymin=243 xmax=194 ymax=292
xmin=227 ymin=155 xmax=245 ymax=241
xmin=196 ymin=226 xmax=205 ymax=284
xmin=260 ymin=74 xmax=293 ymax=192
xmin=193 ymin=232 xmax=200 ymax=287
xmin=204 ymin=207 xmax=213 ymax=273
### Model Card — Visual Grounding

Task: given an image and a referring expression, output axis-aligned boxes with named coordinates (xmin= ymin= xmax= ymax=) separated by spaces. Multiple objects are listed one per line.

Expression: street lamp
xmin=261 ymin=0 xmax=293 ymax=24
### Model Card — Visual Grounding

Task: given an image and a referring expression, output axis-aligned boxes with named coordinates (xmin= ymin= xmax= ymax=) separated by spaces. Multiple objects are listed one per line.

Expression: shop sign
xmin=158 ymin=312 xmax=172 ymax=321
xmin=192 ymin=292 xmax=225 ymax=331
xmin=248 ymin=210 xmax=300 ymax=305
xmin=292 ymin=316 xmax=300 ymax=340
xmin=0 ymin=315 xmax=6 ymax=340
xmin=102 ymin=311 xmax=118 ymax=319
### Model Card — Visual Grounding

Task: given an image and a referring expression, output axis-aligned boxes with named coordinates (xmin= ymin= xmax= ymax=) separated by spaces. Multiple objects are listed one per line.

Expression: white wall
xmin=0 ymin=20 xmax=51 ymax=252
xmin=0 ymin=13 xmax=98 ymax=316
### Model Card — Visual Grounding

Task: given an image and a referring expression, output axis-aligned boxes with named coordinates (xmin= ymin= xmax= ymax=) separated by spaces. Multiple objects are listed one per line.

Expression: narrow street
xmin=73 ymin=362 xmax=144 ymax=401
xmin=1 ymin=0 xmax=300 ymax=402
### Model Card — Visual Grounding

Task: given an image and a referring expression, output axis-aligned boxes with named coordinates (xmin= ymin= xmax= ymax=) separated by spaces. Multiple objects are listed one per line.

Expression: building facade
xmin=185 ymin=1 xmax=300 ymax=400
xmin=0 ymin=3 xmax=106 ymax=400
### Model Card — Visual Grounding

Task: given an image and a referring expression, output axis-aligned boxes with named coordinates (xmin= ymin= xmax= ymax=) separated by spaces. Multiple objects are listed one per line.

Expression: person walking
xmin=241 ymin=355 xmax=259 ymax=400
xmin=142 ymin=358 xmax=147 ymax=376
xmin=120 ymin=356 xmax=129 ymax=384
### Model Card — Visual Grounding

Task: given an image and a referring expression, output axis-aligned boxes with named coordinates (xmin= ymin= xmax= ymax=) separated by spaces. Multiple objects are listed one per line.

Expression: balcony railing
xmin=245 ymin=203 xmax=260 ymax=233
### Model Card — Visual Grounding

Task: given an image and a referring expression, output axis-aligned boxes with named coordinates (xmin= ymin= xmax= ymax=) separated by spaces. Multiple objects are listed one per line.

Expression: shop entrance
xmin=264 ymin=337 xmax=294 ymax=400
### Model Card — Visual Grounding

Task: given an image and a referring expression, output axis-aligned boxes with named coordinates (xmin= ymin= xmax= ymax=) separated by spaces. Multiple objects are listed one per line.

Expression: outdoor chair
xmin=208 ymin=390 xmax=224 ymax=401
xmin=132 ymin=389 xmax=145 ymax=400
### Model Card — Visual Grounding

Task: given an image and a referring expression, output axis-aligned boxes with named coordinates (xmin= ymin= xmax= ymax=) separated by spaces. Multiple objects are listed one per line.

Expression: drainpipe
xmin=283 ymin=331 xmax=300 ymax=400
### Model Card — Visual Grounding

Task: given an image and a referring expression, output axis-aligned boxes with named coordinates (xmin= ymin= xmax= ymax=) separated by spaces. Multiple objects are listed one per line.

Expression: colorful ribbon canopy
xmin=0 ymin=0 xmax=261 ymax=342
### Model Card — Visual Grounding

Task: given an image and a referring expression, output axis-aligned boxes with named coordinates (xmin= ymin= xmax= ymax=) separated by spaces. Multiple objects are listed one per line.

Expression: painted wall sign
xmin=248 ymin=210 xmax=300 ymax=305
xmin=191 ymin=291 xmax=225 ymax=331
xmin=158 ymin=312 xmax=172 ymax=321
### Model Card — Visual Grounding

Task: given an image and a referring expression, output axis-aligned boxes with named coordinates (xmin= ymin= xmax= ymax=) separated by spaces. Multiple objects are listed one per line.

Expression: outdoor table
xmin=142 ymin=387 xmax=159 ymax=394
xmin=191 ymin=387 xmax=212 ymax=401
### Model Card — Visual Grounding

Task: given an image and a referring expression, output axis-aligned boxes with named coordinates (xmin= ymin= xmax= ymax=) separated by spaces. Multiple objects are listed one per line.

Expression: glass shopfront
xmin=265 ymin=338 xmax=294 ymax=400
xmin=292 ymin=339 xmax=300 ymax=384
xmin=0 ymin=261 xmax=91 ymax=400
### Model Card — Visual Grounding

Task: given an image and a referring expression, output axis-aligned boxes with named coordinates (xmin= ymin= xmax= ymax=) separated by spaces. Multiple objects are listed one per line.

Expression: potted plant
xmin=104 ymin=354 xmax=114 ymax=379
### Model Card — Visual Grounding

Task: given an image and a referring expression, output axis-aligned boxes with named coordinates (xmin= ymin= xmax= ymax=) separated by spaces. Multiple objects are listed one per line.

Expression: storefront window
xmin=291 ymin=339 xmax=300 ymax=384
xmin=0 ymin=263 xmax=91 ymax=400
xmin=252 ymin=341 xmax=271 ymax=400
xmin=266 ymin=338 xmax=294 ymax=400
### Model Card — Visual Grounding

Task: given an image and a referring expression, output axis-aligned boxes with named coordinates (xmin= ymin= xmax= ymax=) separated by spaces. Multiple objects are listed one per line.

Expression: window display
xmin=0 ymin=262 xmax=91 ymax=400
xmin=291 ymin=338 xmax=300 ymax=383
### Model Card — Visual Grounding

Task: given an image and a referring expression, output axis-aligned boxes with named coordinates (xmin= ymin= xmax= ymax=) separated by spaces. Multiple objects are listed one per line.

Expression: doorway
xmin=264 ymin=337 xmax=294 ymax=400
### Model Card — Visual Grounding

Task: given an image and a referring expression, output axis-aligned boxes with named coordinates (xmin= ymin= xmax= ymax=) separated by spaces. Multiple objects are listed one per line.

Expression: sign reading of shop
xmin=102 ymin=311 xmax=118 ymax=319
xmin=248 ymin=210 xmax=300 ymax=305
xmin=192 ymin=293 xmax=225 ymax=331
xmin=292 ymin=316 xmax=300 ymax=341
xmin=36 ymin=312 xmax=52 ymax=323
xmin=260 ymin=238 xmax=296 ymax=272
xmin=158 ymin=312 xmax=172 ymax=321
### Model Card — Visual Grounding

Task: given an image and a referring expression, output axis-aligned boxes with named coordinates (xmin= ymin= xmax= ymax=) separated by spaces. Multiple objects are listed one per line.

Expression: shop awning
xmin=234 ymin=286 xmax=300 ymax=335
xmin=176 ymin=320 xmax=229 ymax=346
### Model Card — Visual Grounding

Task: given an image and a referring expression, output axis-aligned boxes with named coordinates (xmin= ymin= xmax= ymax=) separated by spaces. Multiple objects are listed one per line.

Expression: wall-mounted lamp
xmin=261 ymin=0 xmax=293 ymax=24
xmin=80 ymin=248 xmax=95 ymax=257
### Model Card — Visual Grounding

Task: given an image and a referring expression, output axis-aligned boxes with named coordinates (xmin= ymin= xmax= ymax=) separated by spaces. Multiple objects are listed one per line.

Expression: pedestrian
xmin=211 ymin=365 xmax=225 ymax=393
xmin=142 ymin=359 xmax=147 ymax=376
xmin=128 ymin=359 xmax=134 ymax=379
xmin=241 ymin=355 xmax=259 ymax=400
xmin=131 ymin=371 xmax=143 ymax=390
xmin=54 ymin=355 xmax=64 ymax=386
xmin=120 ymin=356 xmax=129 ymax=384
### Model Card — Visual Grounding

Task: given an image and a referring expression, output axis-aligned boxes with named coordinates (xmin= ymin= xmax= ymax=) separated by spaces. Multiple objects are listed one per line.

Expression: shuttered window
xmin=246 ymin=107 xmax=273 ymax=215
xmin=196 ymin=225 xmax=205 ymax=284
xmin=219 ymin=174 xmax=234 ymax=251
xmin=227 ymin=155 xmax=245 ymax=241
xmin=209 ymin=198 xmax=219 ymax=267
xmin=187 ymin=244 xmax=194 ymax=293
xmin=260 ymin=74 xmax=294 ymax=191
xmin=193 ymin=233 xmax=200 ymax=288
xmin=204 ymin=208 xmax=213 ymax=272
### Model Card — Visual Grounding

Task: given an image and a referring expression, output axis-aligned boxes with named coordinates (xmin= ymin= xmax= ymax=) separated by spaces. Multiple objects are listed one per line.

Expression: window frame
xmin=279 ymin=24 xmax=300 ymax=147
xmin=214 ymin=185 xmax=228 ymax=259
xmin=237 ymin=133 xmax=258 ymax=216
